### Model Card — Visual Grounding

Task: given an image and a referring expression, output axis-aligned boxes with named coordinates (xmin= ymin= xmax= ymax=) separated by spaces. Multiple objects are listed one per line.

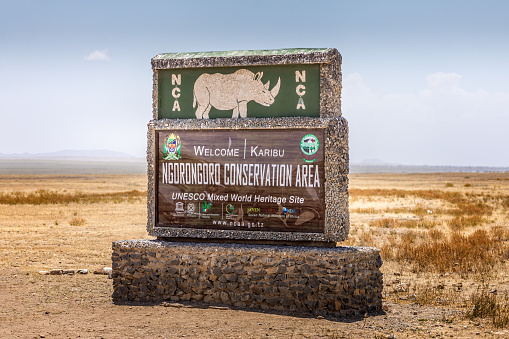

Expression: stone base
xmin=112 ymin=240 xmax=383 ymax=317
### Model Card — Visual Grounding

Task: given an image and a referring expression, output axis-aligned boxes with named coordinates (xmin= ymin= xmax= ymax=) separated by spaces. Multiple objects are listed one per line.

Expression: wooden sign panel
xmin=156 ymin=129 xmax=325 ymax=233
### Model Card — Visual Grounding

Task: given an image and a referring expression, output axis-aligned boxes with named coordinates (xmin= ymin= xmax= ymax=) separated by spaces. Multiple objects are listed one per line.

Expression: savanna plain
xmin=0 ymin=172 xmax=508 ymax=338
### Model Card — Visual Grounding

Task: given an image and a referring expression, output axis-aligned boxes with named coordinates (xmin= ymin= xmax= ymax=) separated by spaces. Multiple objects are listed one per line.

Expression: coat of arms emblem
xmin=163 ymin=133 xmax=181 ymax=160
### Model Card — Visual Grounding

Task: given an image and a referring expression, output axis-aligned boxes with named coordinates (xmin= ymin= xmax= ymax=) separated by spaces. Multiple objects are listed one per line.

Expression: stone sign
xmin=148 ymin=48 xmax=348 ymax=245
xmin=112 ymin=48 xmax=383 ymax=317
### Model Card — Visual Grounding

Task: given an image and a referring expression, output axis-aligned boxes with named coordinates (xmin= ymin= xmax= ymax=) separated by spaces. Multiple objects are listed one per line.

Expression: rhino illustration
xmin=193 ymin=69 xmax=281 ymax=119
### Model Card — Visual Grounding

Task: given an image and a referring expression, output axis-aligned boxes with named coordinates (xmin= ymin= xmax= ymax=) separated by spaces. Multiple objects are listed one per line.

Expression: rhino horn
xmin=264 ymin=80 xmax=270 ymax=90
xmin=270 ymin=77 xmax=281 ymax=98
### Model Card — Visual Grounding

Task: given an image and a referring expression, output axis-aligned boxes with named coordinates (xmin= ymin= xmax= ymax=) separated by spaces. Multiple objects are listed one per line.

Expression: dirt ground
xmin=1 ymin=173 xmax=508 ymax=338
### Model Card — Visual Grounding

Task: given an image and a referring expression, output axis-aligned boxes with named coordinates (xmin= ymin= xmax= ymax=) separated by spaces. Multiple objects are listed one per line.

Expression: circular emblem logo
xmin=226 ymin=204 xmax=234 ymax=214
xmin=300 ymin=134 xmax=319 ymax=156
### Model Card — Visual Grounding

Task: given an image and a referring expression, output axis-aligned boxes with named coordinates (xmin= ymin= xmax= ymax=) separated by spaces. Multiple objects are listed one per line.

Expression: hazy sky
xmin=1 ymin=0 xmax=508 ymax=166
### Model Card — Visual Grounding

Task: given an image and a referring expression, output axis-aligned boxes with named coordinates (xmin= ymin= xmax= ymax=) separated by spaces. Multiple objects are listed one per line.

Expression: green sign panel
xmin=158 ymin=64 xmax=319 ymax=119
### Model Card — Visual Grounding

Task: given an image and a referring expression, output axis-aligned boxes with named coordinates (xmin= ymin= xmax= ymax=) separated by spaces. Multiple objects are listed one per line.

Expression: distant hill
xmin=0 ymin=150 xmax=146 ymax=175
xmin=351 ymin=163 xmax=509 ymax=173
xmin=0 ymin=150 xmax=144 ymax=162
xmin=357 ymin=158 xmax=389 ymax=165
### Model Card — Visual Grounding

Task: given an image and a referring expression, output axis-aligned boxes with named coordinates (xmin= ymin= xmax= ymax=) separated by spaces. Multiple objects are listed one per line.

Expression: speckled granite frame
xmin=151 ymin=48 xmax=342 ymax=119
xmin=148 ymin=48 xmax=348 ymax=244
xmin=147 ymin=117 xmax=349 ymax=242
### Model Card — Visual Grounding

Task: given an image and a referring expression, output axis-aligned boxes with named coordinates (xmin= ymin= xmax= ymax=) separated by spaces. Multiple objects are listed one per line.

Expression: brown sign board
xmin=156 ymin=129 xmax=325 ymax=233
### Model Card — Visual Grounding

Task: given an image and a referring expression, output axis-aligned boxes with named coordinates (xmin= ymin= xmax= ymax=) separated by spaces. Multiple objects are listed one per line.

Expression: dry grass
xmin=348 ymin=172 xmax=509 ymax=328
xmin=69 ymin=217 xmax=87 ymax=226
xmin=448 ymin=215 xmax=485 ymax=230
xmin=351 ymin=188 xmax=494 ymax=218
xmin=370 ymin=217 xmax=437 ymax=229
xmin=381 ymin=229 xmax=509 ymax=274
xmin=468 ymin=286 xmax=509 ymax=328
xmin=412 ymin=283 xmax=458 ymax=307
xmin=492 ymin=225 xmax=509 ymax=240
xmin=350 ymin=188 xmax=465 ymax=204
xmin=0 ymin=174 xmax=150 ymax=271
xmin=0 ymin=189 xmax=145 ymax=205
